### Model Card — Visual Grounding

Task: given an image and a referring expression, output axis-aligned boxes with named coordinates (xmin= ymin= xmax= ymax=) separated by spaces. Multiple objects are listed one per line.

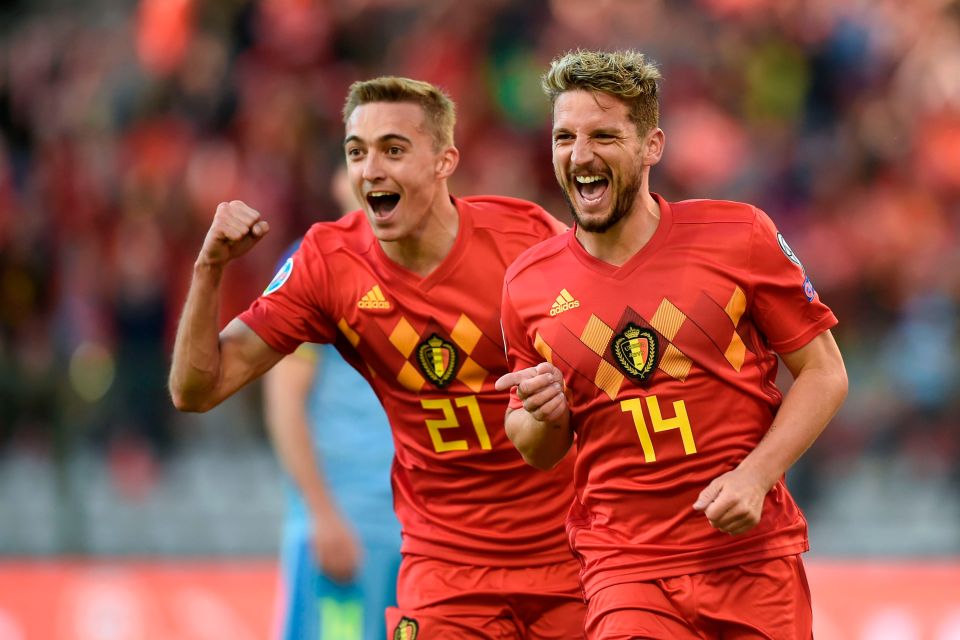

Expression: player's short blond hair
xmin=342 ymin=76 xmax=456 ymax=150
xmin=542 ymin=49 xmax=661 ymax=134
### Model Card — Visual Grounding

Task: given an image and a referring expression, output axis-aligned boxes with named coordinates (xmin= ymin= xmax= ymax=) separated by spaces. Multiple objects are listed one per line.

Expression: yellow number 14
xmin=620 ymin=395 xmax=697 ymax=463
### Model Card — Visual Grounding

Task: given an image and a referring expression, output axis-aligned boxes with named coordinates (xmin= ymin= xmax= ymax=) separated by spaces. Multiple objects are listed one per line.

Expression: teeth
xmin=368 ymin=191 xmax=395 ymax=198
xmin=575 ymin=176 xmax=604 ymax=184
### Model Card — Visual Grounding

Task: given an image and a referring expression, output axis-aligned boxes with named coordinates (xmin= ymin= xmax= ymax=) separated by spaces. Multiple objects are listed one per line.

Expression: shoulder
xmin=670 ymin=197 xmax=759 ymax=226
xmin=301 ymin=210 xmax=375 ymax=255
xmin=460 ymin=195 xmax=566 ymax=239
xmin=504 ymin=232 xmax=571 ymax=284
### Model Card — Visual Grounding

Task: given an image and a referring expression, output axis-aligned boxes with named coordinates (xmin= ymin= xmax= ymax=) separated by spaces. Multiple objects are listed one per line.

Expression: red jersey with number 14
xmin=240 ymin=196 xmax=575 ymax=567
xmin=501 ymin=195 xmax=838 ymax=597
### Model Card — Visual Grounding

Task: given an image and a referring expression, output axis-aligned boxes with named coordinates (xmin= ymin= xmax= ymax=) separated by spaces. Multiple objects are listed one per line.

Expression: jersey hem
xmin=237 ymin=312 xmax=298 ymax=355
xmin=768 ymin=314 xmax=838 ymax=354
xmin=402 ymin=539 xmax=577 ymax=568
xmin=582 ymin=540 xmax=809 ymax=599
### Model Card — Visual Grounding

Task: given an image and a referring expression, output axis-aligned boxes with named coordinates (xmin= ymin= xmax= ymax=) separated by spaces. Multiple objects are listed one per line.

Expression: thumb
xmin=251 ymin=220 xmax=270 ymax=237
xmin=693 ymin=480 xmax=722 ymax=511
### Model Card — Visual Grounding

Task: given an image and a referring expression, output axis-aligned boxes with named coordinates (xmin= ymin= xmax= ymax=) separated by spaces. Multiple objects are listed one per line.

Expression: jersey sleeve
xmin=530 ymin=203 xmax=569 ymax=240
xmin=748 ymin=208 xmax=838 ymax=353
xmin=238 ymin=235 xmax=338 ymax=353
xmin=501 ymin=281 xmax=545 ymax=411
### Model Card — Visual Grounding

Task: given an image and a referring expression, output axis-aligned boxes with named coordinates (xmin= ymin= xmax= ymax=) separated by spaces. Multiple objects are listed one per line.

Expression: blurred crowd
xmin=1 ymin=0 xmax=958 ymax=551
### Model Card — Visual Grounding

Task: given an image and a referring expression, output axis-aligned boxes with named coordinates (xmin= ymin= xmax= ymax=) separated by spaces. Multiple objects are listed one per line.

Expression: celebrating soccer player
xmin=496 ymin=50 xmax=848 ymax=639
xmin=169 ymin=77 xmax=585 ymax=638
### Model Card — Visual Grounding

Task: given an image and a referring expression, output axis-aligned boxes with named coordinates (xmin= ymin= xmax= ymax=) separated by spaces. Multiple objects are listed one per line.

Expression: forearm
xmin=169 ymin=263 xmax=227 ymax=411
xmin=504 ymin=407 xmax=573 ymax=470
xmin=263 ymin=353 xmax=342 ymax=522
xmin=737 ymin=364 xmax=848 ymax=491
xmin=269 ymin=416 xmax=340 ymax=520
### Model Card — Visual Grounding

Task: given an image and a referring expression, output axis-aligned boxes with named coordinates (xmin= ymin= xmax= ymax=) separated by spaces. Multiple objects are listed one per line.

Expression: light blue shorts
xmin=278 ymin=524 xmax=401 ymax=640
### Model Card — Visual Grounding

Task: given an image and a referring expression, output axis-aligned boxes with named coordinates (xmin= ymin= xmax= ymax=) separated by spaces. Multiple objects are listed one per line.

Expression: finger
xmin=532 ymin=388 xmax=567 ymax=422
xmin=712 ymin=507 xmax=746 ymax=530
xmin=516 ymin=375 xmax=548 ymax=399
xmin=693 ymin=480 xmax=722 ymax=511
xmin=719 ymin=517 xmax=753 ymax=536
xmin=534 ymin=361 xmax=559 ymax=377
xmin=228 ymin=199 xmax=261 ymax=222
xmin=495 ymin=369 xmax=535 ymax=392
xmin=705 ymin=496 xmax=736 ymax=525
xmin=523 ymin=382 xmax=563 ymax=414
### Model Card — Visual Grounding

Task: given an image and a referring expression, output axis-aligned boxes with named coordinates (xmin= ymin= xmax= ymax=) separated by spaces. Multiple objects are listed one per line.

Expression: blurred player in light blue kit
xmin=263 ymin=168 xmax=400 ymax=640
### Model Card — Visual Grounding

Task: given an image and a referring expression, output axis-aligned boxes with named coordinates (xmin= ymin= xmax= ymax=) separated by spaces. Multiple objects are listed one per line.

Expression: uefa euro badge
xmin=416 ymin=333 xmax=458 ymax=388
xmin=264 ymin=257 xmax=293 ymax=296
xmin=612 ymin=323 xmax=659 ymax=382
xmin=393 ymin=617 xmax=419 ymax=640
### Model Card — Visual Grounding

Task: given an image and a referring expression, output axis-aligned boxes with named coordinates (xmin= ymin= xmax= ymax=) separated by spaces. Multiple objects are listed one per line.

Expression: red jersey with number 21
xmin=240 ymin=196 xmax=575 ymax=567
xmin=501 ymin=195 xmax=838 ymax=597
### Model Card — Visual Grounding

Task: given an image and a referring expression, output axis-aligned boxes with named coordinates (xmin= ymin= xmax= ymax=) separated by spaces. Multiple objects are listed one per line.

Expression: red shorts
xmin=386 ymin=554 xmax=586 ymax=639
xmin=585 ymin=555 xmax=812 ymax=640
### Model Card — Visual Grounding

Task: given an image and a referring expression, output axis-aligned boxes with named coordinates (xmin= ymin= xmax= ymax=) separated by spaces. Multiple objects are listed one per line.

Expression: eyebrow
xmin=551 ymin=126 xmax=624 ymax=137
xmin=343 ymin=133 xmax=413 ymax=147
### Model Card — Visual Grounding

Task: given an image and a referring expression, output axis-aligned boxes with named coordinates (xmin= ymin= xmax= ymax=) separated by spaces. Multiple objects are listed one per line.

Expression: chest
xmin=329 ymin=258 xmax=509 ymax=393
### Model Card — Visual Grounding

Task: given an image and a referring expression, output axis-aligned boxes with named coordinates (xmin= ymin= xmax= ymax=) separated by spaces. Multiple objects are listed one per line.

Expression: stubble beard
xmin=562 ymin=167 xmax=642 ymax=234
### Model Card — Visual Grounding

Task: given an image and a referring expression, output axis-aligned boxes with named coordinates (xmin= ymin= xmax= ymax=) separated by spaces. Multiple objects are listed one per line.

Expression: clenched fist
xmin=198 ymin=200 xmax=270 ymax=267
xmin=495 ymin=362 xmax=569 ymax=425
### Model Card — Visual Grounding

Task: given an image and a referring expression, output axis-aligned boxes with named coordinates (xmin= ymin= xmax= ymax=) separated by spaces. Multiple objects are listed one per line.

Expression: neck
xmin=380 ymin=192 xmax=459 ymax=277
xmin=575 ymin=190 xmax=660 ymax=267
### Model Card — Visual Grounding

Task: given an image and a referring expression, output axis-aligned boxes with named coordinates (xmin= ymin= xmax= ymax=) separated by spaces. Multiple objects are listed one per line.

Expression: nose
xmin=570 ymin=136 xmax=594 ymax=168
xmin=361 ymin=152 xmax=385 ymax=182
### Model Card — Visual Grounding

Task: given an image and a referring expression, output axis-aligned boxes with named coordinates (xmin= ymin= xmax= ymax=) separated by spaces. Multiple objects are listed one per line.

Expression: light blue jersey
xmin=279 ymin=343 xmax=400 ymax=640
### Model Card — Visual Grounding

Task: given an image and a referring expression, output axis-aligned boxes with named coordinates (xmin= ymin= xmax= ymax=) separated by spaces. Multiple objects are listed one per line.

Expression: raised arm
xmin=693 ymin=329 xmax=848 ymax=534
xmin=169 ymin=200 xmax=284 ymax=412
xmin=263 ymin=347 xmax=361 ymax=583
xmin=495 ymin=362 xmax=574 ymax=470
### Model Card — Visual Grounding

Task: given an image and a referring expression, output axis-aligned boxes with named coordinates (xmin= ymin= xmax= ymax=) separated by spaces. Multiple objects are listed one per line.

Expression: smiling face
xmin=344 ymin=101 xmax=457 ymax=243
xmin=552 ymin=89 xmax=661 ymax=234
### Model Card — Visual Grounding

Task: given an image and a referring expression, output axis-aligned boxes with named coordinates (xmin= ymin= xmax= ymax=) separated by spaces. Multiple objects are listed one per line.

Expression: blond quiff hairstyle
xmin=342 ymin=76 xmax=456 ymax=150
xmin=542 ymin=50 xmax=661 ymax=134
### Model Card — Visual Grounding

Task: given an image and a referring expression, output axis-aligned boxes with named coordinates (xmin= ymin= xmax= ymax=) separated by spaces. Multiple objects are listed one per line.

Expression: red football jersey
xmin=241 ymin=196 xmax=575 ymax=566
xmin=501 ymin=195 xmax=838 ymax=597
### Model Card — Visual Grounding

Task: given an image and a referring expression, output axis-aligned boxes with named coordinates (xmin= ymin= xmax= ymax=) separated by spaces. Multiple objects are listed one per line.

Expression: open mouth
xmin=575 ymin=175 xmax=609 ymax=204
xmin=366 ymin=191 xmax=401 ymax=217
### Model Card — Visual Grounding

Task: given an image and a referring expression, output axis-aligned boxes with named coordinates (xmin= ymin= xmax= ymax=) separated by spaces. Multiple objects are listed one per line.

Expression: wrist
xmin=193 ymin=259 xmax=226 ymax=282
xmin=735 ymin=455 xmax=780 ymax=493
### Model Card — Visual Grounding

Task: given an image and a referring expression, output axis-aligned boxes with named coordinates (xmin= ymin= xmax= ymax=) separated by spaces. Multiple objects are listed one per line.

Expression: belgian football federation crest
xmin=393 ymin=617 xmax=419 ymax=640
xmin=612 ymin=323 xmax=659 ymax=381
xmin=416 ymin=333 xmax=458 ymax=388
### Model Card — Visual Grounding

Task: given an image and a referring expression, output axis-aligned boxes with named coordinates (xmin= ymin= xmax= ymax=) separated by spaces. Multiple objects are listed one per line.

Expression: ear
xmin=436 ymin=145 xmax=460 ymax=179
xmin=644 ymin=128 xmax=665 ymax=167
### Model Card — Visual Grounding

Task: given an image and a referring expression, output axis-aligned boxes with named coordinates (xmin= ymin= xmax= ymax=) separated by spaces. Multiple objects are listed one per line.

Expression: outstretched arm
xmin=169 ymin=200 xmax=283 ymax=412
xmin=693 ymin=329 xmax=848 ymax=534
xmin=264 ymin=347 xmax=361 ymax=583
xmin=495 ymin=362 xmax=574 ymax=470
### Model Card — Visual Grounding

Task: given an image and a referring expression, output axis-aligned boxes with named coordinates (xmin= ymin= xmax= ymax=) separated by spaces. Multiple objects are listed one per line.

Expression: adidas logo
xmin=549 ymin=289 xmax=580 ymax=316
xmin=357 ymin=285 xmax=390 ymax=310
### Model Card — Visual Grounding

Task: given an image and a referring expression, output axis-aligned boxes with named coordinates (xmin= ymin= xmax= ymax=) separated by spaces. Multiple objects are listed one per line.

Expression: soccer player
xmin=169 ymin=76 xmax=585 ymax=638
xmin=496 ymin=50 xmax=848 ymax=639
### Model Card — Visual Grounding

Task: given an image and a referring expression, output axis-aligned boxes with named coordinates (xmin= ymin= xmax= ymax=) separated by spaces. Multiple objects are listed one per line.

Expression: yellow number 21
xmin=421 ymin=396 xmax=492 ymax=453
xmin=620 ymin=395 xmax=697 ymax=463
